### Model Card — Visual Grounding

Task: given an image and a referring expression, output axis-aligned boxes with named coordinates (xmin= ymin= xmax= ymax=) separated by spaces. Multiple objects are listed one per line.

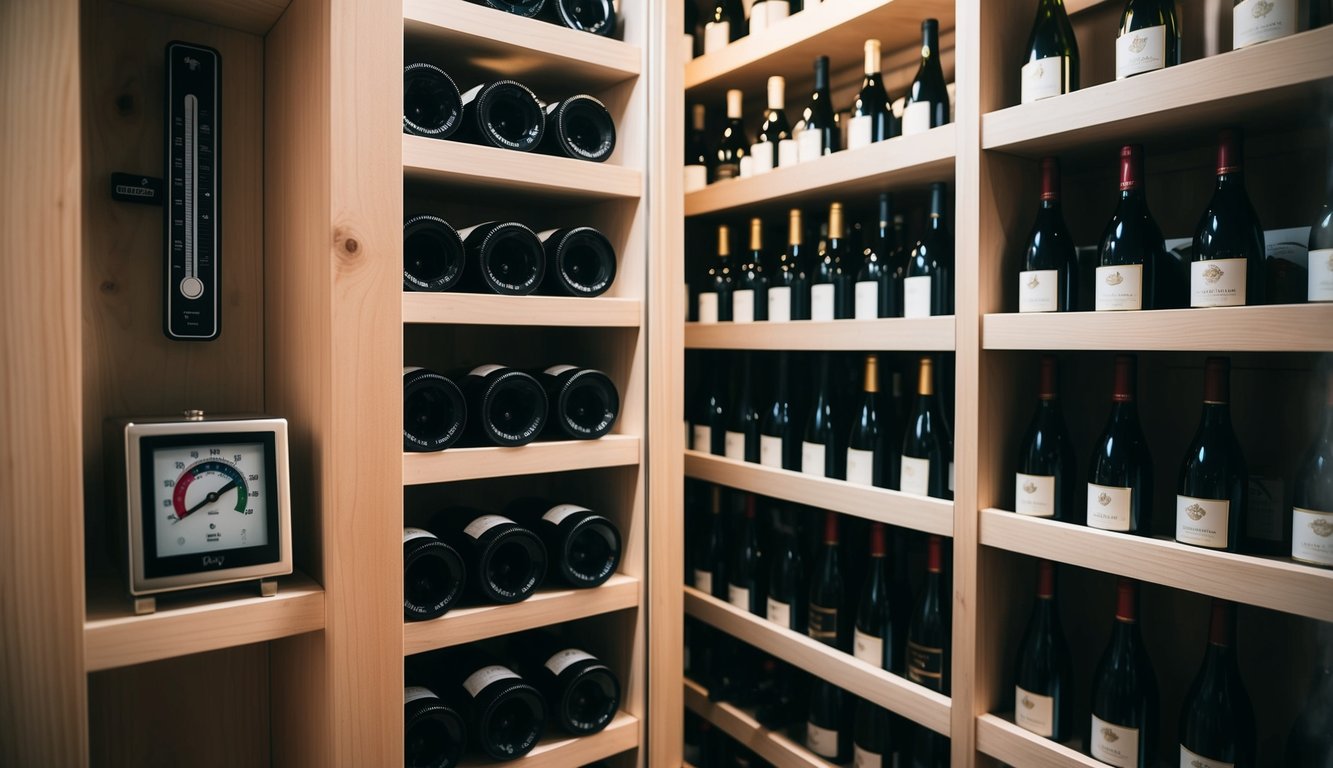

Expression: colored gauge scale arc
xmin=171 ymin=459 xmax=248 ymax=522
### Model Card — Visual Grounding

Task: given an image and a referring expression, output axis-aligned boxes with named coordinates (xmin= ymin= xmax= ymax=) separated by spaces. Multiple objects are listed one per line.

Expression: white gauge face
xmin=152 ymin=443 xmax=268 ymax=557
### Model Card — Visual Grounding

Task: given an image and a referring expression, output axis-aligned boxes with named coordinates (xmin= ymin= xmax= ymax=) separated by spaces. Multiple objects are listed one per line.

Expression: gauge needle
xmin=177 ymin=478 xmax=239 ymax=521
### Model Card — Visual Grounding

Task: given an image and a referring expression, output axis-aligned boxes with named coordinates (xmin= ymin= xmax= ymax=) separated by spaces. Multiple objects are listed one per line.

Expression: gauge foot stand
xmin=259 ymin=579 xmax=278 ymax=598
xmin=133 ymin=596 xmax=157 ymax=615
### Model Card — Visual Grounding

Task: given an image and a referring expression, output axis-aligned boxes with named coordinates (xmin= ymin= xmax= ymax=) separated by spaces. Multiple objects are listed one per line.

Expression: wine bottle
xmin=1175 ymin=357 xmax=1248 ymax=551
xmin=769 ymin=209 xmax=808 ymax=321
xmin=798 ymin=55 xmax=840 ymax=163
xmin=854 ymin=699 xmax=894 ymax=768
xmin=847 ymin=39 xmax=897 ymax=151
xmin=902 ymin=356 xmax=953 ymax=500
xmin=1116 ymin=0 xmax=1181 ymax=79
xmin=1309 ymin=201 xmax=1333 ymax=302
xmin=456 ymin=221 xmax=546 ymax=295
xmin=1097 ymin=145 xmax=1172 ymax=311
xmin=511 ymin=633 xmax=620 ymax=735
xmin=438 ymin=510 xmax=548 ymax=603
xmin=686 ymin=104 xmax=710 ymax=192
xmin=698 ymin=224 xmax=735 ymax=323
xmin=466 ymin=0 xmax=546 ymax=17
xmin=760 ymin=352 xmax=800 ymax=470
xmin=749 ymin=0 xmax=790 ymax=34
xmin=439 ymin=648 xmax=547 ymax=760
xmin=809 ymin=510 xmax=849 ymax=650
xmin=695 ymin=486 xmax=728 ymax=597
xmin=456 ymin=80 xmax=546 ymax=151
xmin=906 ymin=534 xmax=950 ymax=694
xmin=1013 ymin=560 xmax=1072 ymax=741
xmin=725 ymin=353 xmax=760 ymax=462
xmin=404 ymin=367 xmax=467 ymax=452
xmin=766 ymin=510 xmax=807 ymax=632
xmin=734 ymin=218 xmax=769 ymax=322
xmin=538 ymin=94 xmax=616 ymax=162
xmin=1021 ymin=0 xmax=1079 ymax=104
xmin=545 ymin=0 xmax=617 ymax=36
xmin=810 ymin=204 xmax=840 ymax=321
xmin=803 ymin=352 xmax=846 ymax=479
xmin=506 ymin=500 xmax=621 ymax=588
xmin=684 ymin=0 xmax=699 ymax=58
xmin=457 ymin=365 xmax=548 ymax=446
xmin=1292 ymin=370 xmax=1333 ymax=567
xmin=1178 ymin=600 xmax=1256 ymax=767
xmin=404 ymin=215 xmax=466 ymax=293
xmin=403 ymin=63 xmax=463 ymax=139
xmin=752 ymin=76 xmax=797 ymax=174
xmin=854 ymin=523 xmax=899 ymax=670
xmin=1191 ymin=129 xmax=1266 ymax=307
xmin=1233 ymin=0 xmax=1297 ymax=49
xmin=535 ymin=365 xmax=619 ymax=440
xmin=856 ymin=193 xmax=898 ymax=319
xmin=1087 ymin=354 xmax=1153 ymax=534
xmin=905 ymin=182 xmax=954 ymax=318
xmin=1089 ymin=578 xmax=1159 ymax=768
xmin=831 ymin=202 xmax=856 ymax=318
xmin=808 ymin=678 xmax=852 ymax=762
xmin=903 ymin=20 xmax=949 ymax=135
xmin=404 ymin=526 xmax=467 ymax=621
xmin=1015 ymin=355 xmax=1077 ymax=520
xmin=536 ymin=226 xmax=616 ymax=297
xmin=847 ymin=353 xmax=884 ymax=487
xmin=756 ymin=659 xmax=807 ymax=733
xmin=1286 ymin=621 xmax=1333 ymax=765
xmin=715 ymin=89 xmax=748 ymax=181
xmin=403 ymin=683 xmax=467 ymax=768
xmin=704 ymin=0 xmax=744 ymax=53
xmin=728 ymin=494 xmax=764 ymax=615
xmin=909 ymin=728 xmax=950 ymax=768
xmin=694 ymin=352 xmax=728 ymax=455
xmin=1018 ymin=157 xmax=1079 ymax=312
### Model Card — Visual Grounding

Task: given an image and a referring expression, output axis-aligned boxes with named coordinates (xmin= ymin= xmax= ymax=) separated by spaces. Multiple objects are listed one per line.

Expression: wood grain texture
xmin=403 ymin=293 xmax=643 ymax=327
xmin=404 ymin=135 xmax=643 ymax=202
xmin=685 ymin=587 xmax=953 ymax=735
xmin=456 ymin=711 xmax=639 ymax=768
xmin=975 ymin=714 xmax=1105 ymax=768
xmin=684 ymin=451 xmax=955 ymax=536
xmin=116 ymin=0 xmax=290 ymax=35
xmin=264 ymin=0 xmax=403 ymax=764
xmin=0 ymin=0 xmax=88 ymax=764
xmin=404 ymin=436 xmax=641 ymax=485
xmin=685 ymin=317 xmax=956 ymax=351
xmin=682 ymin=679 xmax=827 ymax=768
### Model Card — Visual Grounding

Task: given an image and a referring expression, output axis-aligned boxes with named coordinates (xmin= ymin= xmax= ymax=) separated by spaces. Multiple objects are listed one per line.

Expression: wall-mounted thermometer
xmin=164 ymin=42 xmax=221 ymax=341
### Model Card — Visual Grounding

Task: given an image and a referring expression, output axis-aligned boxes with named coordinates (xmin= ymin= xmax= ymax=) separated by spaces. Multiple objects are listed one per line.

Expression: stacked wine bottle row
xmin=1006 ymin=559 xmax=1333 ymax=766
xmin=404 ymin=364 xmax=620 ymax=452
xmin=687 ymin=0 xmax=802 ymax=53
xmin=685 ymin=489 xmax=952 ymax=768
xmin=1015 ymin=130 xmax=1332 ymax=313
xmin=405 ymin=632 xmax=623 ymax=767
xmin=1013 ymin=353 xmax=1333 ymax=566
xmin=685 ymin=23 xmax=951 ymax=190
xmin=463 ymin=0 xmax=619 ymax=36
xmin=403 ymin=215 xmax=618 ymax=297
xmin=404 ymin=500 xmax=622 ymax=621
xmin=691 ymin=351 xmax=954 ymax=500
xmin=691 ymin=188 xmax=954 ymax=323
xmin=403 ymin=63 xmax=617 ymax=161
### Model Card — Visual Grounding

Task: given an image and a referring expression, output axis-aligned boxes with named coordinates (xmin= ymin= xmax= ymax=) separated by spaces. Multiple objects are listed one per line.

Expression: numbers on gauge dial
xmin=153 ymin=443 xmax=268 ymax=556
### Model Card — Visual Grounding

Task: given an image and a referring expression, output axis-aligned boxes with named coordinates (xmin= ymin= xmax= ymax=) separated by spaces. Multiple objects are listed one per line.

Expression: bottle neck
xmin=814 ymin=59 xmax=830 ymax=93
xmin=920 ymin=26 xmax=939 ymax=60
xmin=774 ymin=355 xmax=790 ymax=401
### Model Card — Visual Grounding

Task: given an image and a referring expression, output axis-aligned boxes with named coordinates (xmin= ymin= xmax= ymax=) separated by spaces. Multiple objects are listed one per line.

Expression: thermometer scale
xmin=164 ymin=42 xmax=221 ymax=341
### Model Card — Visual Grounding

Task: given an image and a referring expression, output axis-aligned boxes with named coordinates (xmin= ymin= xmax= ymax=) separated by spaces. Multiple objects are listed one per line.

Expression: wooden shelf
xmin=84 ymin=572 xmax=325 ymax=673
xmin=403 ymin=136 xmax=642 ymax=202
xmin=684 ymin=128 xmax=955 ymax=217
xmin=975 ymin=714 xmax=1102 ymax=768
xmin=404 ymin=293 xmax=642 ymax=328
xmin=404 ymin=574 xmax=639 ymax=656
xmin=404 ymin=435 xmax=641 ymax=485
xmin=684 ymin=0 xmax=956 ymax=101
xmin=684 ymin=587 xmax=952 ymax=736
xmin=457 ymin=711 xmax=639 ymax=768
xmin=685 ymin=316 xmax=955 ymax=351
xmin=117 ymin=0 xmax=289 ymax=34
xmin=980 ymin=509 xmax=1333 ymax=622
xmin=404 ymin=0 xmax=640 ymax=91
xmin=685 ymin=451 xmax=954 ymax=537
xmin=983 ymin=304 xmax=1333 ymax=352
xmin=982 ymin=25 xmax=1333 ymax=156
xmin=683 ymin=678 xmax=829 ymax=768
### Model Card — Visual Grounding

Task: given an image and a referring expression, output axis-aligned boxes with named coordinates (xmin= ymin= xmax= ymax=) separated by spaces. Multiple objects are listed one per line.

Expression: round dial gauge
xmin=153 ymin=443 xmax=269 ymax=557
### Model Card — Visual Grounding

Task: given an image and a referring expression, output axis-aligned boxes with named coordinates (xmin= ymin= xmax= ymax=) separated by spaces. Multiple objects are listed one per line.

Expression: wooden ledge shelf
xmin=403 ymin=136 xmax=643 ymax=202
xmin=404 ymin=574 xmax=639 ymax=656
xmin=685 ymin=316 xmax=955 ymax=351
xmin=458 ymin=711 xmax=639 ymax=768
xmin=685 ymin=451 xmax=954 ymax=537
xmin=982 ymin=25 xmax=1333 ymax=156
xmin=404 ymin=435 xmax=640 ymax=485
xmin=976 ymin=714 xmax=1103 ymax=768
xmin=683 ymin=678 xmax=829 ymax=768
xmin=84 ymin=572 xmax=325 ymax=672
xmin=684 ymin=128 xmax=955 ymax=217
xmin=980 ymin=509 xmax=1333 ymax=622
xmin=685 ymin=0 xmax=956 ymax=100
xmin=684 ymin=587 xmax=953 ymax=735
xmin=404 ymin=0 xmax=640 ymax=91
xmin=404 ymin=293 xmax=643 ymax=328
xmin=983 ymin=304 xmax=1333 ymax=352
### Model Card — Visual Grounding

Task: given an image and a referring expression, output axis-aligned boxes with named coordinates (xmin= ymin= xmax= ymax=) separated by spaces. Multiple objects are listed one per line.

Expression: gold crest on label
xmin=1102 ymin=727 xmax=1119 ymax=742
xmin=1128 ymin=35 xmax=1148 ymax=53
xmin=1311 ymin=518 xmax=1333 ymax=538
xmin=1186 ymin=503 xmax=1206 ymax=521
xmin=1098 ymin=492 xmax=1113 ymax=506
xmin=1023 ymin=481 xmax=1038 ymax=494
xmin=1021 ymin=695 xmax=1035 ymax=710
xmin=1105 ymin=271 xmax=1124 ymax=286
xmin=1253 ymin=0 xmax=1274 ymax=17
xmin=1203 ymin=264 xmax=1225 ymax=284
xmin=1028 ymin=274 xmax=1040 ymax=290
